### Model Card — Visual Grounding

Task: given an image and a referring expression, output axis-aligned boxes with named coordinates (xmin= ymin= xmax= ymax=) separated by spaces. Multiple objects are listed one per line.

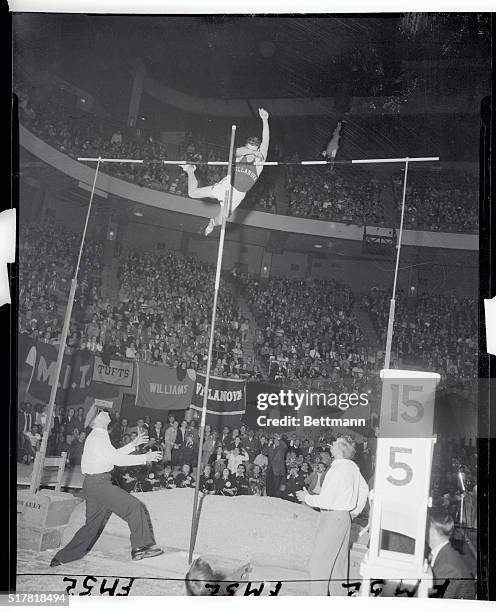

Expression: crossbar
xmin=78 ymin=158 xmax=143 ymax=163
xmin=352 ymin=157 xmax=439 ymax=164
xmin=77 ymin=156 xmax=440 ymax=166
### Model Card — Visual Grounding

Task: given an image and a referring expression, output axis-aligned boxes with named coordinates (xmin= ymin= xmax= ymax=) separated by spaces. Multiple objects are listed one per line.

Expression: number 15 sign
xmin=361 ymin=369 xmax=440 ymax=590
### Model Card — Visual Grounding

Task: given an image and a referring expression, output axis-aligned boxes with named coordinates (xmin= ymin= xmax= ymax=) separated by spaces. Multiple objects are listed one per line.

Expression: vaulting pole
xmin=30 ymin=158 xmax=102 ymax=492
xmin=187 ymin=126 xmax=237 ymax=563
xmin=384 ymin=157 xmax=409 ymax=370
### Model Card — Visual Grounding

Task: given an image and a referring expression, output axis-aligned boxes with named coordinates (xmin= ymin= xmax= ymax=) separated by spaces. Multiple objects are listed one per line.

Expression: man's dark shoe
xmin=131 ymin=545 xmax=164 ymax=561
xmin=50 ymin=557 xmax=61 ymax=567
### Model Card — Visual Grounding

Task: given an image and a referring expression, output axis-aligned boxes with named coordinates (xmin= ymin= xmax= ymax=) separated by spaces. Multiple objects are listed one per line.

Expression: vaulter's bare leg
xmin=179 ymin=164 xmax=223 ymax=235
xmin=180 ymin=165 xmax=214 ymax=199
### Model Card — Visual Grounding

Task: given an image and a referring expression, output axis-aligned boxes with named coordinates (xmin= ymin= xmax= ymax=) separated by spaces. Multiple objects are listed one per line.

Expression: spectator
xmin=210 ymin=444 xmax=227 ymax=476
xmin=119 ymin=470 xmax=137 ymax=492
xmin=266 ymin=436 xmax=287 ymax=497
xmin=151 ymin=420 xmax=165 ymax=444
xmin=215 ymin=467 xmax=237 ymax=496
xmin=141 ymin=470 xmax=161 ymax=492
xmin=22 ymin=425 xmax=41 ymax=464
xmin=280 ymin=464 xmax=306 ymax=502
xmin=163 ymin=421 xmax=178 ymax=463
xmin=227 ymin=446 xmax=249 ymax=475
xmin=70 ymin=431 xmax=86 ymax=466
xmin=181 ymin=435 xmax=198 ymax=466
xmin=234 ymin=464 xmax=252 ymax=496
xmin=174 ymin=463 xmax=195 ymax=488
xmin=198 ymin=464 xmax=215 ymax=494
xmin=248 ymin=464 xmax=265 ymax=495
xmin=161 ymin=464 xmax=176 ymax=489
xmin=201 ymin=425 xmax=217 ymax=466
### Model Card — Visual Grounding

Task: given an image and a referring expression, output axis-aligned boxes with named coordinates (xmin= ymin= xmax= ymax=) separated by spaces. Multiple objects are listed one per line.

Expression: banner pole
xmin=188 ymin=126 xmax=237 ymax=564
xmin=384 ymin=157 xmax=409 ymax=370
xmin=30 ymin=158 xmax=102 ymax=493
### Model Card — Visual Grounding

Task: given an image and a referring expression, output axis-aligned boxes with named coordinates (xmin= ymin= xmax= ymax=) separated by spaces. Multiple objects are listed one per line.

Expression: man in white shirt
xmin=227 ymin=447 xmax=249 ymax=475
xmin=50 ymin=408 xmax=163 ymax=567
xmin=296 ymin=435 xmax=368 ymax=596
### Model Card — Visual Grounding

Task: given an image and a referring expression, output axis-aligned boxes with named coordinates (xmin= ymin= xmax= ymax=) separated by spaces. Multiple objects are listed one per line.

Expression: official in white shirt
xmin=296 ymin=435 xmax=368 ymax=596
xmin=50 ymin=408 xmax=163 ymax=567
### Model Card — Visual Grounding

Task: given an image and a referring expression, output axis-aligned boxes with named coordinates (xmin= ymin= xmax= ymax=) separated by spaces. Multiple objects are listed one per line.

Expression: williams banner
xmin=135 ymin=362 xmax=195 ymax=411
xmin=191 ymin=373 xmax=246 ymax=429
xmin=92 ymin=356 xmax=134 ymax=387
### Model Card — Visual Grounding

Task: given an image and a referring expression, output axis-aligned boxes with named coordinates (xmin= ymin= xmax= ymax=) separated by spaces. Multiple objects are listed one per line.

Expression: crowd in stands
xmin=111 ymin=249 xmax=255 ymax=376
xmin=286 ymin=166 xmax=386 ymax=227
xmin=392 ymin=170 xmax=478 ymax=233
xmin=18 ymin=217 xmax=477 ymax=389
xmin=18 ymin=221 xmax=104 ymax=344
xmin=17 ymin=82 xmax=478 ymax=232
xmin=364 ymin=288 xmax=478 ymax=383
xmin=18 ymin=221 xmax=257 ymax=378
xmin=237 ymin=274 xmax=381 ymax=392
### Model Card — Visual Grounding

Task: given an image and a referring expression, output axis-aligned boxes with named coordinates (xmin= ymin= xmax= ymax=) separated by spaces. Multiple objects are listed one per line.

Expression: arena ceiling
xmin=15 ymin=14 xmax=491 ymax=119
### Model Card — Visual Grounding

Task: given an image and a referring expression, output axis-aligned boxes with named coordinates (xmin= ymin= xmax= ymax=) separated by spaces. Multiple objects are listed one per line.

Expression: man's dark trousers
xmin=56 ymin=472 xmax=156 ymax=563
xmin=265 ymin=469 xmax=283 ymax=497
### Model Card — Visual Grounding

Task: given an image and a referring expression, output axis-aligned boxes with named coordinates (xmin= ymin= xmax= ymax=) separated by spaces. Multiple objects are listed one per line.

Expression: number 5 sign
xmin=360 ymin=369 xmax=440 ymax=595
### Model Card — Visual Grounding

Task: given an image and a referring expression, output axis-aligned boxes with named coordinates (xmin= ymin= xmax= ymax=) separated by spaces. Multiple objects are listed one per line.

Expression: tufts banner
xmin=135 ymin=362 xmax=195 ymax=411
xmin=92 ymin=356 xmax=134 ymax=387
xmin=191 ymin=373 xmax=246 ymax=429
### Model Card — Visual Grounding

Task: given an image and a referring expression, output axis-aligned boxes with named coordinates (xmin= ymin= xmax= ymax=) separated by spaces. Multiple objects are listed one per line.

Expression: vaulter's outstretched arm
xmin=259 ymin=107 xmax=270 ymax=161
xmin=255 ymin=108 xmax=270 ymax=177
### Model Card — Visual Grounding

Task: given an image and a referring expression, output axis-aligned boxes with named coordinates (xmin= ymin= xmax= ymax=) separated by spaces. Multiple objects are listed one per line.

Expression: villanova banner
xmin=135 ymin=362 xmax=195 ymax=411
xmin=191 ymin=373 xmax=246 ymax=429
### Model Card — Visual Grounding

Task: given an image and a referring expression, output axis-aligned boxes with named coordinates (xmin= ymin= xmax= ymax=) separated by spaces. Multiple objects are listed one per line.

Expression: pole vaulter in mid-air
xmin=179 ymin=107 xmax=270 ymax=235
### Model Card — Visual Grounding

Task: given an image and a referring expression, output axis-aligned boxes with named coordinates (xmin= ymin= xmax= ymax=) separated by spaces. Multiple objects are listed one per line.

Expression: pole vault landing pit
xmin=20 ymin=490 xmax=365 ymax=594
xmin=62 ymin=489 xmax=319 ymax=570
